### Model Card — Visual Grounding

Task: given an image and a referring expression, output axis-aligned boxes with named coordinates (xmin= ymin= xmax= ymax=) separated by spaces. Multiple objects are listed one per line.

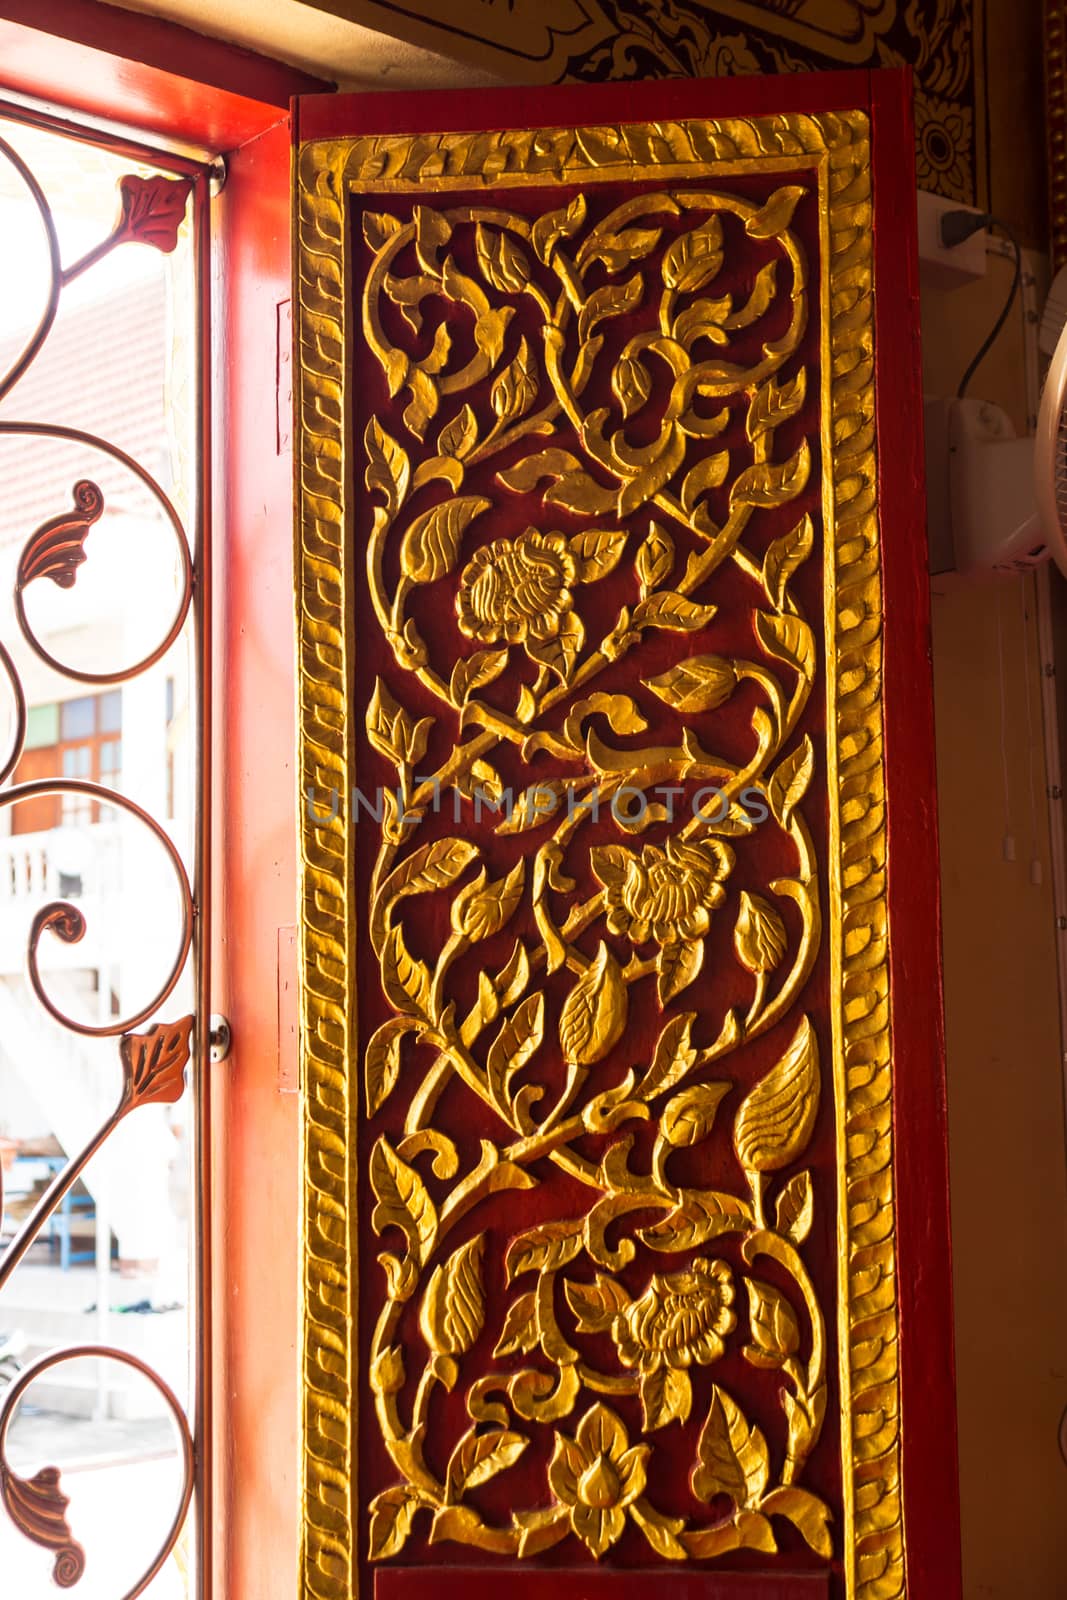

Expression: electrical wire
xmin=944 ymin=212 xmax=1022 ymax=399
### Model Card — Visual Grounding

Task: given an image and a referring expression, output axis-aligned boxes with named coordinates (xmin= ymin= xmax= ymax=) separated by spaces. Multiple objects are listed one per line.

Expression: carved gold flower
xmin=548 ymin=1403 xmax=649 ymax=1558
xmin=612 ymin=1258 xmax=736 ymax=1374
xmin=456 ymin=529 xmax=576 ymax=648
xmin=593 ymin=837 xmax=734 ymax=946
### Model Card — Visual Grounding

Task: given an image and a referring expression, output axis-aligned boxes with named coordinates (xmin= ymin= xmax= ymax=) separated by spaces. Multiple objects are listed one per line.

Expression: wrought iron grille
xmin=0 ymin=103 xmax=213 ymax=1597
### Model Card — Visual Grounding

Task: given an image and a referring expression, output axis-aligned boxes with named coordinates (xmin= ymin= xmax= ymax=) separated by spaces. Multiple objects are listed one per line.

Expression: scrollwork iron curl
xmin=0 ymin=134 xmax=61 ymax=404
xmin=4 ymin=422 xmax=193 ymax=685
xmin=0 ymin=636 xmax=28 ymax=787
xmin=0 ymin=779 xmax=193 ymax=1036
xmin=0 ymin=1345 xmax=194 ymax=1598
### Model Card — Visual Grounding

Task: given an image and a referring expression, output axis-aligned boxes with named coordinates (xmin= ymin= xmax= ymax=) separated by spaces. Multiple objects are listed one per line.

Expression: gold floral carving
xmin=296 ymin=110 xmax=902 ymax=1597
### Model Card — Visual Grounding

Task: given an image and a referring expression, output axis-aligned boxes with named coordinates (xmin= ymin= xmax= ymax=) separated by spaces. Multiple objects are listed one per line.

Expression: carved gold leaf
xmin=691 ymin=1385 xmax=770 ymax=1511
xmin=733 ymin=1015 xmax=820 ymax=1174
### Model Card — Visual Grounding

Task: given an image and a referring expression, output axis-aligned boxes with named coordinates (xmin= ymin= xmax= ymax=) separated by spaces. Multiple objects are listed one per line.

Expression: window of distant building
xmin=10 ymin=690 xmax=122 ymax=832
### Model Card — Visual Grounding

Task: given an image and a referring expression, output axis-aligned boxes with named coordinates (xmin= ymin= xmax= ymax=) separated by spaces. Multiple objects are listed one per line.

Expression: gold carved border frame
xmin=295 ymin=109 xmax=902 ymax=1599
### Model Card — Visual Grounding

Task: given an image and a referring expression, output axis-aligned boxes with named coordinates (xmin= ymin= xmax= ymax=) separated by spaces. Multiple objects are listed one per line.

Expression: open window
xmin=0 ymin=16 xmax=310 ymax=1598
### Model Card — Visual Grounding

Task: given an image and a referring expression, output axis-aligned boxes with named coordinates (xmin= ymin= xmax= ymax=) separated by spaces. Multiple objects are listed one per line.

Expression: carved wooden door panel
xmin=294 ymin=71 xmax=960 ymax=1600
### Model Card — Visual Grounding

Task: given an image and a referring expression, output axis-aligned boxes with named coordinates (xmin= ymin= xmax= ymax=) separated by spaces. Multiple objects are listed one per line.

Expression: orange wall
xmin=212 ymin=116 xmax=299 ymax=1600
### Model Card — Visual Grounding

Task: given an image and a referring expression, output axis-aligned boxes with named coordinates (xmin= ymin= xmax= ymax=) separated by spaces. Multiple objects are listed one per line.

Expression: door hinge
xmin=209 ymin=1014 xmax=232 ymax=1064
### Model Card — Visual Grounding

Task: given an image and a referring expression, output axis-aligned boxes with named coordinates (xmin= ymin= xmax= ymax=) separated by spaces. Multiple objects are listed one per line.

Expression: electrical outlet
xmin=916 ymin=191 xmax=987 ymax=289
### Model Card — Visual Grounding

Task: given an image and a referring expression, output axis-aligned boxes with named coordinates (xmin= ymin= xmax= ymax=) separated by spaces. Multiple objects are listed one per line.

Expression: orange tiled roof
xmin=0 ymin=269 xmax=171 ymax=551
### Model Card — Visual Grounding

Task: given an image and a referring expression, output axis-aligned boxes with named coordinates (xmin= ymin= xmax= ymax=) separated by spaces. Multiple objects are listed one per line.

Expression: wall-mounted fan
xmin=1033 ymin=269 xmax=1067 ymax=577
xmin=934 ymin=215 xmax=1067 ymax=578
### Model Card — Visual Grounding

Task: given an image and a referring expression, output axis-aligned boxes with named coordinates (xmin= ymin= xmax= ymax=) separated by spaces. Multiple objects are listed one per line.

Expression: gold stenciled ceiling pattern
xmin=292 ymin=0 xmax=983 ymax=204
xmin=561 ymin=0 xmax=980 ymax=203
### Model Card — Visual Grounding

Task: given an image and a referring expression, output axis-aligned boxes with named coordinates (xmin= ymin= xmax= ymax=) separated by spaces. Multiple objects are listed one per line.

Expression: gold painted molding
xmin=296 ymin=107 xmax=902 ymax=1597
xmin=1047 ymin=0 xmax=1067 ymax=268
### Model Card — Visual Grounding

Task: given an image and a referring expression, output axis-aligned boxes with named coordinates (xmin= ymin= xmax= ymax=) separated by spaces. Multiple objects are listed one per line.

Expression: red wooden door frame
xmin=0 ymin=5 xmax=311 ymax=1597
xmin=0 ymin=0 xmax=329 ymax=150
